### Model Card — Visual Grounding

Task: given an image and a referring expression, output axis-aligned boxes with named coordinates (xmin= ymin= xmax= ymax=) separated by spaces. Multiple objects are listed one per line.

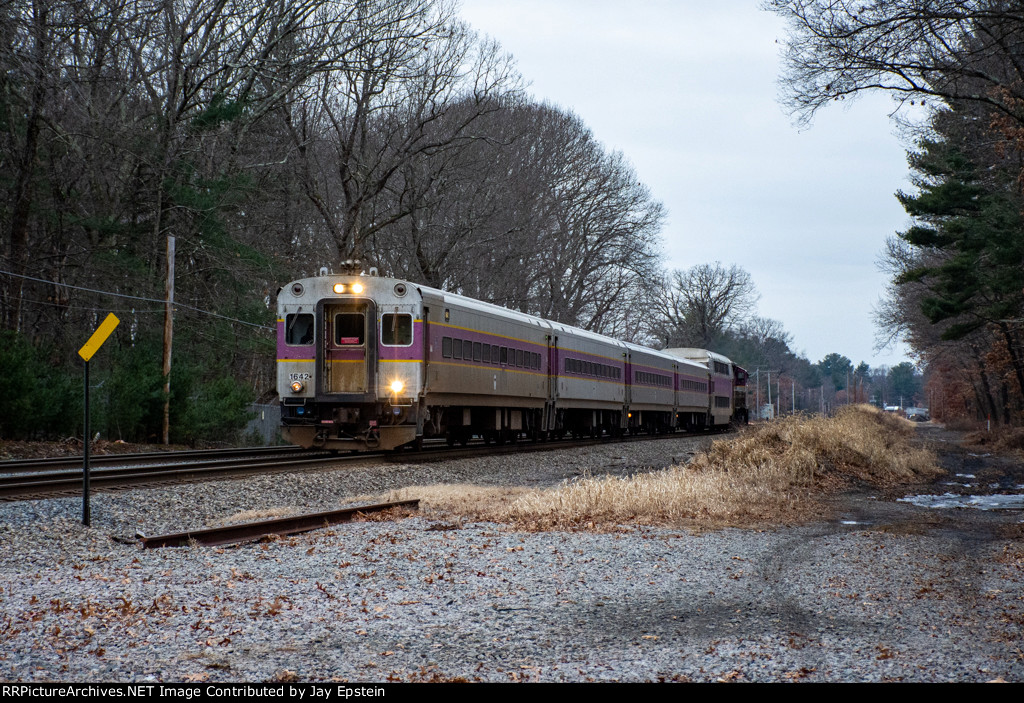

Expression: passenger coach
xmin=277 ymin=269 xmax=740 ymax=452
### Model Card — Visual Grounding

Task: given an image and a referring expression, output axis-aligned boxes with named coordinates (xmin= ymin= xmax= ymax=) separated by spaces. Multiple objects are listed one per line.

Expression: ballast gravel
xmin=1 ymin=434 xmax=1023 ymax=683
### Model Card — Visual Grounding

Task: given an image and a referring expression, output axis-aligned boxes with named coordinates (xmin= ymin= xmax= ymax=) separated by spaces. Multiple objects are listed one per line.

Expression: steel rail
xmin=0 ymin=445 xmax=318 ymax=473
xmin=140 ymin=499 xmax=421 ymax=548
xmin=0 ymin=451 xmax=385 ymax=500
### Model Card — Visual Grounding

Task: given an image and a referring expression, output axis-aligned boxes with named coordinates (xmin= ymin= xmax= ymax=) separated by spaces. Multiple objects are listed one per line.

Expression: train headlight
xmin=390 ymin=380 xmax=404 ymax=394
xmin=290 ymin=381 xmax=304 ymax=393
xmin=351 ymin=282 xmax=364 ymax=294
xmin=333 ymin=283 xmax=345 ymax=294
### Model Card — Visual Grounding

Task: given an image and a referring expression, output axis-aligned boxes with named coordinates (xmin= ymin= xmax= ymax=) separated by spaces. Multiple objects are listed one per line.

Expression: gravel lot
xmin=1 ymin=429 xmax=1022 ymax=683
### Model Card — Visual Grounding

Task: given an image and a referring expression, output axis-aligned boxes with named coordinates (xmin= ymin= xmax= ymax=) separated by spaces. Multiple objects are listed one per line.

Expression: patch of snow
xmin=899 ymin=493 xmax=1024 ymax=511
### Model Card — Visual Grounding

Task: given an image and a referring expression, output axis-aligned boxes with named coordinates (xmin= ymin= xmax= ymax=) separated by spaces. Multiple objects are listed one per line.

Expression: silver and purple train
xmin=277 ymin=269 xmax=749 ymax=452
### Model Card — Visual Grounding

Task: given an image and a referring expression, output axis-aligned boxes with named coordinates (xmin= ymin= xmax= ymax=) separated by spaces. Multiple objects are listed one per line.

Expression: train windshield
xmin=334 ymin=312 xmax=364 ymax=345
xmin=285 ymin=314 xmax=314 ymax=345
xmin=381 ymin=313 xmax=413 ymax=346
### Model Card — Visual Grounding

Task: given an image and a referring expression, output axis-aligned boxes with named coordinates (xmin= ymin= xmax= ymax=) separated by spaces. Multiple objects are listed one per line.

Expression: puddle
xmin=898 ymin=493 xmax=1024 ymax=510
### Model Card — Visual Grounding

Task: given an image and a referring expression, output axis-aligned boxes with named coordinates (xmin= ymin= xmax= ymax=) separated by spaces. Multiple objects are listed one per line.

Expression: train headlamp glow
xmin=333 ymin=283 xmax=345 ymax=294
xmin=290 ymin=381 xmax=304 ymax=393
xmin=389 ymin=380 xmax=404 ymax=394
xmin=351 ymin=282 xmax=364 ymax=294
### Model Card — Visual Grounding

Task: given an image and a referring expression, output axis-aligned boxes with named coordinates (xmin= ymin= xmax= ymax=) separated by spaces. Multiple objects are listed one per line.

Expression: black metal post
xmin=83 ymin=359 xmax=90 ymax=526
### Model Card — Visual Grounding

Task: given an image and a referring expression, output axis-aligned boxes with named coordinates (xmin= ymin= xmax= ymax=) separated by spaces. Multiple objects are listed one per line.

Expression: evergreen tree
xmin=894 ymin=110 xmax=1024 ymax=400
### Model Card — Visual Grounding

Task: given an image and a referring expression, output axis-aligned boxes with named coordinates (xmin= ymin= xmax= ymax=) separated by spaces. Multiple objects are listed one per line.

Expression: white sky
xmin=459 ymin=0 xmax=918 ymax=370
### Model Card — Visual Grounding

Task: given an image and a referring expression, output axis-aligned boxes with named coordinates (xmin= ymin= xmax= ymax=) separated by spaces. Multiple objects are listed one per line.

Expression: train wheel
xmin=446 ymin=433 xmax=456 ymax=447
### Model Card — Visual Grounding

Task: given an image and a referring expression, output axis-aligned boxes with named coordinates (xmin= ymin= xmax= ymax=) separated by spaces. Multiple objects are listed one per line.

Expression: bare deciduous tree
xmin=653 ymin=263 xmax=759 ymax=348
xmin=765 ymin=0 xmax=1024 ymax=127
xmin=286 ymin=0 xmax=522 ymax=262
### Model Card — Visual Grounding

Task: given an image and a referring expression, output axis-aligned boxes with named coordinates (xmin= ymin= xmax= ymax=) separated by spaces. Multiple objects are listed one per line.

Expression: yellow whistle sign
xmin=78 ymin=313 xmax=120 ymax=362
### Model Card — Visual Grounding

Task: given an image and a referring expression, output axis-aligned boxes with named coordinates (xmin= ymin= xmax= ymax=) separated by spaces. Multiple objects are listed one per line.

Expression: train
xmin=277 ymin=267 xmax=748 ymax=452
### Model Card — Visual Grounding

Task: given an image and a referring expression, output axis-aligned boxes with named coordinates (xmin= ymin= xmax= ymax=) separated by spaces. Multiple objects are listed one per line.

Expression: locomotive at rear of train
xmin=277 ymin=270 xmax=748 ymax=452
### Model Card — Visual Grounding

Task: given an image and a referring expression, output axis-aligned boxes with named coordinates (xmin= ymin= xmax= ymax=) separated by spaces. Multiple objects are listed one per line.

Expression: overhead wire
xmin=0 ymin=269 xmax=275 ymax=331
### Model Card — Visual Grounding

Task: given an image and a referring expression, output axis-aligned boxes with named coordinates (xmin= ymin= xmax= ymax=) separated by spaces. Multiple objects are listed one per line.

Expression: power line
xmin=14 ymin=295 xmax=165 ymax=315
xmin=0 ymin=269 xmax=274 ymax=331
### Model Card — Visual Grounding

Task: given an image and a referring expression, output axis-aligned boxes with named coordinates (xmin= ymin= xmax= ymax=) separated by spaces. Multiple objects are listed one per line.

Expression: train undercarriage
xmin=282 ymin=398 xmax=723 ymax=452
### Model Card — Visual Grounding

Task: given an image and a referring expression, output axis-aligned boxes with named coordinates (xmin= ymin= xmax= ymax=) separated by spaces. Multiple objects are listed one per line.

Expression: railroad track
xmin=0 ymin=444 xmax=315 ymax=474
xmin=0 ymin=430 xmax=723 ymax=502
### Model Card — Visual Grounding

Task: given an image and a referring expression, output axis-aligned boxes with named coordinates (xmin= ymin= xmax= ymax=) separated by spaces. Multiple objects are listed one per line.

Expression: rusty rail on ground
xmin=140 ymin=499 xmax=420 ymax=548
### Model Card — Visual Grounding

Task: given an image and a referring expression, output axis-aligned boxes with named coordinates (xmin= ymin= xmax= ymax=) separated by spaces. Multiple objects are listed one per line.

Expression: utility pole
xmin=755 ymin=369 xmax=760 ymax=420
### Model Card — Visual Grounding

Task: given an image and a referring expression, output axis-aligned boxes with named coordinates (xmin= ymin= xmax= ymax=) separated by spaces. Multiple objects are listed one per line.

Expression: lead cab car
xmin=277 ymin=268 xmax=425 ymax=452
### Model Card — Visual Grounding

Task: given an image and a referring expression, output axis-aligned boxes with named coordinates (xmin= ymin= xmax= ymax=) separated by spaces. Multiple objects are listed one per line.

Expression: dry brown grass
xmin=361 ymin=405 xmax=942 ymax=531
xmin=963 ymin=426 xmax=1024 ymax=454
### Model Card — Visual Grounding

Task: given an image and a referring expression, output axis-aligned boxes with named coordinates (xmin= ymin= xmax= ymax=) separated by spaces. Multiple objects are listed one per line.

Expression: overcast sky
xmin=459 ymin=0 xmax=919 ymax=370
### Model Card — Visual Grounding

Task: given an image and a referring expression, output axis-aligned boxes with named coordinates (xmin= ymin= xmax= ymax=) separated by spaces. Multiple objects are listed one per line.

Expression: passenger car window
xmin=285 ymin=314 xmax=314 ymax=345
xmin=381 ymin=313 xmax=413 ymax=346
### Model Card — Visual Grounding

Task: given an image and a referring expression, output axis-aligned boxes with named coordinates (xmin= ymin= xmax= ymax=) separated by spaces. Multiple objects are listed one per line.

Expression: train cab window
xmin=442 ymin=336 xmax=452 ymax=358
xmin=473 ymin=342 xmax=482 ymax=362
xmin=453 ymin=339 xmax=463 ymax=359
xmin=381 ymin=313 xmax=413 ymax=346
xmin=285 ymin=314 xmax=314 ymax=345
xmin=334 ymin=313 xmax=364 ymax=345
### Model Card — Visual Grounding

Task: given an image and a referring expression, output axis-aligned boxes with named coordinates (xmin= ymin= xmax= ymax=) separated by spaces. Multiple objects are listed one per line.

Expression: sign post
xmin=78 ymin=313 xmax=120 ymax=526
